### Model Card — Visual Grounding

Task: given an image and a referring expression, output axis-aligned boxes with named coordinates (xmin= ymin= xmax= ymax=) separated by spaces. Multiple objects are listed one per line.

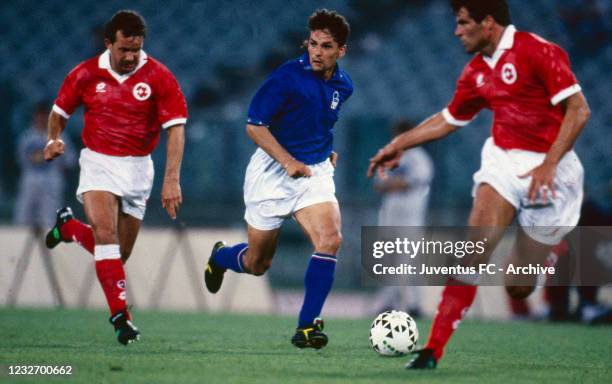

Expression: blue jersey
xmin=247 ymin=53 xmax=353 ymax=165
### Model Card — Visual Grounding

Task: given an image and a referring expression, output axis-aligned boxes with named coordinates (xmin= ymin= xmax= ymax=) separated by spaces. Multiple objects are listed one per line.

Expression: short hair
xmin=104 ymin=10 xmax=147 ymax=43
xmin=450 ymin=0 xmax=511 ymax=26
xmin=33 ymin=101 xmax=50 ymax=116
xmin=308 ymin=9 xmax=350 ymax=46
xmin=392 ymin=119 xmax=415 ymax=136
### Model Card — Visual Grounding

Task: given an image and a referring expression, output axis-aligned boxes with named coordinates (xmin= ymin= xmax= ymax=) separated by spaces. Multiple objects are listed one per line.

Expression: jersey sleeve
xmin=443 ymin=65 xmax=486 ymax=127
xmin=156 ymin=68 xmax=188 ymax=129
xmin=530 ymin=38 xmax=581 ymax=106
xmin=53 ymin=66 xmax=84 ymax=119
xmin=247 ymin=70 xmax=292 ymax=126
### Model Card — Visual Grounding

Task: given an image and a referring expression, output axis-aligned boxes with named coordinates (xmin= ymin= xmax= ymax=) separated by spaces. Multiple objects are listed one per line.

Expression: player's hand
xmin=367 ymin=143 xmax=403 ymax=179
xmin=283 ymin=158 xmax=312 ymax=178
xmin=161 ymin=179 xmax=182 ymax=220
xmin=329 ymin=151 xmax=338 ymax=168
xmin=43 ymin=139 xmax=65 ymax=161
xmin=518 ymin=160 xmax=557 ymax=204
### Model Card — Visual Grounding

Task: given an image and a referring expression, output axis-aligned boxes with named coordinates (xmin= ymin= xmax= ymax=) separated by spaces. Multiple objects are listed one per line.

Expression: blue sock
xmin=298 ymin=253 xmax=337 ymax=328
xmin=213 ymin=243 xmax=248 ymax=273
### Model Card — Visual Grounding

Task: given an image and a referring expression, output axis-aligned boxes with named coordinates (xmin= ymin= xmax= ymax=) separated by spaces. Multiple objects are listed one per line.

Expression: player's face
xmin=105 ymin=31 xmax=144 ymax=74
xmin=307 ymin=29 xmax=346 ymax=79
xmin=454 ymin=7 xmax=488 ymax=54
xmin=33 ymin=110 xmax=47 ymax=130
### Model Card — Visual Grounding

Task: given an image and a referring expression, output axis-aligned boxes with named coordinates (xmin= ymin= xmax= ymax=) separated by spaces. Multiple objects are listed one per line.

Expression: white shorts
xmin=244 ymin=148 xmax=337 ymax=230
xmin=472 ymin=138 xmax=583 ymax=245
xmin=76 ymin=148 xmax=155 ymax=220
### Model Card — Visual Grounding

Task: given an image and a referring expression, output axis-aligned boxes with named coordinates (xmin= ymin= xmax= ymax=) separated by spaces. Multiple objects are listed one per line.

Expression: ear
xmin=104 ymin=38 xmax=113 ymax=50
xmin=337 ymin=45 xmax=347 ymax=59
xmin=482 ymin=15 xmax=496 ymax=30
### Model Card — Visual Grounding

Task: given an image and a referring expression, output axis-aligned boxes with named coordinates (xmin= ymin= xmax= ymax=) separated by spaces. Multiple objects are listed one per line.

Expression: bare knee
xmin=506 ymin=285 xmax=535 ymax=300
xmin=315 ymin=231 xmax=342 ymax=255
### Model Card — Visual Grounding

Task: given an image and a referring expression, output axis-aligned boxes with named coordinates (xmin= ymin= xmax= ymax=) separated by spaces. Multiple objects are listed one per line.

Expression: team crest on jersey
xmin=476 ymin=73 xmax=485 ymax=88
xmin=330 ymin=90 xmax=340 ymax=110
xmin=501 ymin=63 xmax=517 ymax=85
xmin=96 ymin=82 xmax=107 ymax=93
xmin=133 ymin=82 xmax=152 ymax=101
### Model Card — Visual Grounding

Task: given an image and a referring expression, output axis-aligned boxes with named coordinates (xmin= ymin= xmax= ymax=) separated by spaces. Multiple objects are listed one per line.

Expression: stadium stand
xmin=0 ymin=0 xmax=609 ymax=289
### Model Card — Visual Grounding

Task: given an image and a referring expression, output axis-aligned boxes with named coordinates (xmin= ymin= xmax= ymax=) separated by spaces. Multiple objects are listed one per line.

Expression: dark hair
xmin=392 ymin=119 xmax=415 ymax=136
xmin=450 ymin=0 xmax=511 ymax=26
xmin=308 ymin=9 xmax=350 ymax=46
xmin=33 ymin=101 xmax=50 ymax=116
xmin=104 ymin=10 xmax=147 ymax=43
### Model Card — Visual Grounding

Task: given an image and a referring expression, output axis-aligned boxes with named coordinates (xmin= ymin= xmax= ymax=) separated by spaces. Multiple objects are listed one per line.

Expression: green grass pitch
xmin=1 ymin=308 xmax=610 ymax=383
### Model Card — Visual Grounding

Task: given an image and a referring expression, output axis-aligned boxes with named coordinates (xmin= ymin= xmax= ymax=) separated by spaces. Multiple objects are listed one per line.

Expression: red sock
xmin=95 ymin=259 xmax=127 ymax=315
xmin=508 ymin=297 xmax=530 ymax=317
xmin=61 ymin=219 xmax=95 ymax=254
xmin=425 ymin=281 xmax=477 ymax=360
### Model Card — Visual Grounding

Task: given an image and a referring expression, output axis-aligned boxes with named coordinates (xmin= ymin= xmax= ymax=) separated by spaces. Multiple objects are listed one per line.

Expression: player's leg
xmin=506 ymin=148 xmax=584 ymax=300
xmin=410 ymin=184 xmax=515 ymax=368
xmin=204 ymin=225 xmax=281 ymax=293
xmin=117 ymin=211 xmax=142 ymax=264
xmin=45 ymin=206 xmax=95 ymax=253
xmin=83 ymin=191 xmax=139 ymax=345
xmin=291 ymin=201 xmax=341 ymax=349
xmin=504 ymin=227 xmax=554 ymax=299
xmin=242 ymin=225 xmax=281 ymax=274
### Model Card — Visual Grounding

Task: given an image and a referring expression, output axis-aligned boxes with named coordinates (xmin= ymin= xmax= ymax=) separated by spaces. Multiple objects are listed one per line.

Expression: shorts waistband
xmin=82 ymin=148 xmax=151 ymax=162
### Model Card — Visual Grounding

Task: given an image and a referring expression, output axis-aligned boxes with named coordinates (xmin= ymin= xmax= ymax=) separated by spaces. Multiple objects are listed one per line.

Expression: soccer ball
xmin=369 ymin=310 xmax=418 ymax=356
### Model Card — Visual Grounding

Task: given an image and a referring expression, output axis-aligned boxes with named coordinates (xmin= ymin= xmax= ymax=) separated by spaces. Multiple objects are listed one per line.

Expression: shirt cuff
xmin=161 ymin=117 xmax=187 ymax=129
xmin=52 ymin=104 xmax=71 ymax=119
xmin=442 ymin=108 xmax=472 ymax=127
xmin=550 ymin=84 xmax=581 ymax=106
xmin=247 ymin=117 xmax=270 ymax=127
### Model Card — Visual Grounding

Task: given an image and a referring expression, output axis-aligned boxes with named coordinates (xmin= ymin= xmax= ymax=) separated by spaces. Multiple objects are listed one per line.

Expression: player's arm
xmin=520 ymin=92 xmax=590 ymax=202
xmin=43 ymin=111 xmax=68 ymax=161
xmin=246 ymin=124 xmax=312 ymax=178
xmin=161 ymin=124 xmax=185 ymax=220
xmin=367 ymin=113 xmax=456 ymax=178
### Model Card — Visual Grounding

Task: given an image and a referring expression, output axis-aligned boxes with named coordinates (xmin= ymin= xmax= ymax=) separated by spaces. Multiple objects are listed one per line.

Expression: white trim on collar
xmin=98 ymin=49 xmax=148 ymax=83
xmin=482 ymin=24 xmax=516 ymax=69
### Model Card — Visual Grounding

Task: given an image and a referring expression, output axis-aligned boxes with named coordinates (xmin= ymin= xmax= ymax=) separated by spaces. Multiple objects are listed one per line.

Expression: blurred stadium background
xmin=0 ymin=0 xmax=610 ymax=315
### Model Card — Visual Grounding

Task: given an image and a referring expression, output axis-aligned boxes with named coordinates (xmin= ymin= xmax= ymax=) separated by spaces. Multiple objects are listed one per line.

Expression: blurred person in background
xmin=373 ymin=119 xmax=434 ymax=317
xmin=14 ymin=102 xmax=75 ymax=229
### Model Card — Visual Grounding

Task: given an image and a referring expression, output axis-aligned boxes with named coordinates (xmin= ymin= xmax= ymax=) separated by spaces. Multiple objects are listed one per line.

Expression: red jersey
xmin=53 ymin=50 xmax=188 ymax=156
xmin=443 ymin=25 xmax=581 ymax=153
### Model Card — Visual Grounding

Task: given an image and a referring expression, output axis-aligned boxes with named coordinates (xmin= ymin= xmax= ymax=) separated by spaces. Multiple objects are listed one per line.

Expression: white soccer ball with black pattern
xmin=369 ymin=310 xmax=418 ymax=356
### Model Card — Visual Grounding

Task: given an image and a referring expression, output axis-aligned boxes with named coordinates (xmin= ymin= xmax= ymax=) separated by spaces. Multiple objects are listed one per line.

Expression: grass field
xmin=1 ymin=308 xmax=610 ymax=383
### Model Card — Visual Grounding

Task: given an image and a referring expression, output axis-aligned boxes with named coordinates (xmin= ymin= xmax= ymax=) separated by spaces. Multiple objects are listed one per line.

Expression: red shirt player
xmin=43 ymin=10 xmax=187 ymax=345
xmin=368 ymin=0 xmax=590 ymax=369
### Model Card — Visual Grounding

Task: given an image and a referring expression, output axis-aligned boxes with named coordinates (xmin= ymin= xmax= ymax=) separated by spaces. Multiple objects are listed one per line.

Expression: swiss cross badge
xmin=501 ymin=63 xmax=517 ymax=85
xmin=133 ymin=82 xmax=152 ymax=101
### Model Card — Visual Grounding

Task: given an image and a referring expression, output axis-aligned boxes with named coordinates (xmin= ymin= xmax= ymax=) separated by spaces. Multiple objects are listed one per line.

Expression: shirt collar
xmin=497 ymin=24 xmax=516 ymax=51
xmin=98 ymin=49 xmax=148 ymax=83
xmin=482 ymin=24 xmax=516 ymax=69
xmin=298 ymin=52 xmax=343 ymax=81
